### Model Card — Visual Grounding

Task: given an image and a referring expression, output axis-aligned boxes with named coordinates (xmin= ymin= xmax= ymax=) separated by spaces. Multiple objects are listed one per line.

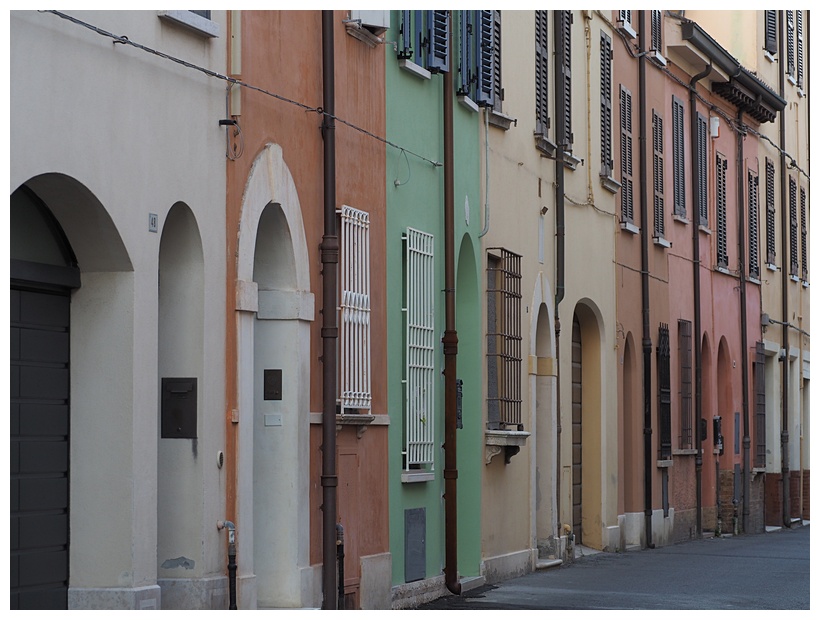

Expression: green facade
xmin=385 ymin=10 xmax=483 ymax=588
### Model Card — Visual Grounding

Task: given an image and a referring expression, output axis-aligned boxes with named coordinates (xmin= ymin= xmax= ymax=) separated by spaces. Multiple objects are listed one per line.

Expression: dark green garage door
xmin=10 ymin=286 xmax=70 ymax=610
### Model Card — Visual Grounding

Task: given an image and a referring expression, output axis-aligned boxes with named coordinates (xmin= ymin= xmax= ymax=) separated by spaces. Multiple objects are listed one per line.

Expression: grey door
xmin=571 ymin=315 xmax=582 ymax=544
xmin=11 ymin=285 xmax=70 ymax=609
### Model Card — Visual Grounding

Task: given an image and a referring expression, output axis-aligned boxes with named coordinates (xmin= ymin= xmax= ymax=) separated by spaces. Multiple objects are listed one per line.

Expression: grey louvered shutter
xmin=653 ymin=110 xmax=665 ymax=238
xmin=796 ymin=10 xmax=804 ymax=88
xmin=651 ymin=10 xmax=662 ymax=52
xmin=789 ymin=176 xmax=798 ymax=276
xmin=787 ymin=11 xmax=795 ymax=77
xmin=620 ymin=85 xmax=634 ymax=224
xmin=800 ymin=187 xmax=807 ymax=280
xmin=458 ymin=11 xmax=473 ymax=96
xmin=658 ymin=324 xmax=672 ymax=460
xmin=766 ymin=158 xmax=776 ymax=264
xmin=398 ymin=11 xmax=413 ymax=59
xmin=535 ymin=11 xmax=550 ymax=136
xmin=672 ymin=96 xmax=686 ymax=217
xmin=427 ymin=10 xmax=450 ymax=73
xmin=475 ymin=10 xmax=494 ymax=106
xmin=764 ymin=10 xmax=777 ymax=55
xmin=600 ymin=31 xmax=613 ymax=176
xmin=696 ymin=113 xmax=708 ymax=227
xmin=491 ymin=11 xmax=502 ymax=112
xmin=716 ymin=154 xmax=728 ymax=267
xmin=559 ymin=11 xmax=572 ymax=147
xmin=748 ymin=171 xmax=760 ymax=279
xmin=754 ymin=341 xmax=766 ymax=468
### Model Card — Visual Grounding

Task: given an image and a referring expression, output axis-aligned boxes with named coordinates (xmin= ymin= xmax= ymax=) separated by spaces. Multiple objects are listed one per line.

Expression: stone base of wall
xmin=391 ymin=575 xmax=448 ymax=610
xmin=717 ymin=468 xmax=765 ymax=534
xmin=359 ymin=552 xmax=392 ymax=610
xmin=802 ymin=470 xmax=810 ymax=520
xmin=790 ymin=471 xmax=802 ymax=519
xmin=68 ymin=585 xmax=162 ymax=610
xmin=764 ymin=472 xmax=783 ymax=526
xmin=480 ymin=548 xmax=532 ymax=585
xmin=158 ymin=576 xmax=228 ymax=610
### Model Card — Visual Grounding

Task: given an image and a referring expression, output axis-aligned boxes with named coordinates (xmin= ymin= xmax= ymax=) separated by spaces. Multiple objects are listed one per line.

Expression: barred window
xmin=748 ymin=170 xmax=760 ymax=279
xmin=487 ymin=248 xmax=522 ymax=431
xmin=678 ymin=320 xmax=693 ymax=450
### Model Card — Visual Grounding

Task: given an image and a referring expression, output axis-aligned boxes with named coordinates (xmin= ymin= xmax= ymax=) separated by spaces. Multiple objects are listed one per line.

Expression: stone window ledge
xmin=485 ymin=429 xmax=530 ymax=465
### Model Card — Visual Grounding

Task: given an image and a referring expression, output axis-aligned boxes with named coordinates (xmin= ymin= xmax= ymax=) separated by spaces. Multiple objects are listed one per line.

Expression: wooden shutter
xmin=600 ymin=30 xmax=613 ymax=176
xmin=796 ymin=10 xmax=804 ymax=88
xmin=535 ymin=10 xmax=550 ymax=136
xmin=765 ymin=10 xmax=777 ymax=55
xmin=766 ymin=158 xmax=776 ymax=264
xmin=789 ymin=176 xmax=798 ymax=276
xmin=475 ymin=10 xmax=495 ymax=106
xmin=620 ymin=85 xmax=634 ymax=223
xmin=787 ymin=11 xmax=795 ymax=77
xmin=458 ymin=11 xmax=473 ymax=96
xmin=427 ymin=10 xmax=450 ymax=73
xmin=658 ymin=323 xmax=672 ymax=459
xmin=398 ymin=10 xmax=413 ymax=59
xmin=716 ymin=153 xmax=728 ymax=267
xmin=559 ymin=11 xmax=572 ymax=146
xmin=754 ymin=341 xmax=766 ymax=469
xmin=653 ymin=110 xmax=665 ymax=238
xmin=672 ymin=96 xmax=686 ymax=217
xmin=696 ymin=112 xmax=708 ymax=227
xmin=800 ymin=187 xmax=807 ymax=280
xmin=748 ymin=170 xmax=760 ymax=279
xmin=651 ymin=10 xmax=662 ymax=52
xmin=491 ymin=11 xmax=502 ymax=112
xmin=678 ymin=319 xmax=693 ymax=450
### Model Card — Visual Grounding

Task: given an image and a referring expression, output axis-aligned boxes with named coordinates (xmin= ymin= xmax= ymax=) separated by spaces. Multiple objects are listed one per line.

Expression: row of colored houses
xmin=10 ymin=9 xmax=809 ymax=611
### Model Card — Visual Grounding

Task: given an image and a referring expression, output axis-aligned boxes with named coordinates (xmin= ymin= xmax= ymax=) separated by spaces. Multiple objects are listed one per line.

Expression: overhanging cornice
xmin=681 ymin=20 xmax=786 ymax=123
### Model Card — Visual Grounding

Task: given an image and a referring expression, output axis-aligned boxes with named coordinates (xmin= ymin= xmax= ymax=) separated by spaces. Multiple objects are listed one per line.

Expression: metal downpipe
xmin=638 ymin=11 xmax=654 ymax=550
xmin=736 ymin=110 xmax=751 ymax=534
xmin=777 ymin=10 xmax=791 ymax=528
xmin=690 ymin=61 xmax=712 ymax=538
xmin=320 ymin=9 xmax=339 ymax=609
xmin=442 ymin=10 xmax=461 ymax=596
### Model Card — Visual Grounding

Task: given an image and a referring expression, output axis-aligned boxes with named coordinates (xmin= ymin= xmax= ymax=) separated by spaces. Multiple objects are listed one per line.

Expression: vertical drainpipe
xmin=552 ymin=9 xmax=566 ymax=541
xmin=320 ymin=9 xmax=339 ymax=610
xmin=442 ymin=10 xmax=462 ymax=596
xmin=690 ymin=61 xmax=712 ymax=538
xmin=638 ymin=11 xmax=654 ymax=550
xmin=777 ymin=10 xmax=791 ymax=528
xmin=736 ymin=110 xmax=751 ymax=534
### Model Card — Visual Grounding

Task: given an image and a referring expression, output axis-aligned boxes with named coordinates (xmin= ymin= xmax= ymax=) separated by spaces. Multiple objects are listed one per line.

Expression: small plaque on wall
xmin=161 ymin=377 xmax=197 ymax=438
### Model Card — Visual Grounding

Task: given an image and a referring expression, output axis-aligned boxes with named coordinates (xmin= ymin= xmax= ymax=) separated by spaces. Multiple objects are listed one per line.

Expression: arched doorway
xmin=10 ymin=185 xmax=80 ymax=609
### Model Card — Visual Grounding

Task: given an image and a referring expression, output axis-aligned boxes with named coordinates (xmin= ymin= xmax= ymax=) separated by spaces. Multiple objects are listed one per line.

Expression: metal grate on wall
xmin=338 ymin=205 xmax=371 ymax=415
xmin=487 ymin=248 xmax=523 ymax=430
xmin=404 ymin=228 xmax=435 ymax=467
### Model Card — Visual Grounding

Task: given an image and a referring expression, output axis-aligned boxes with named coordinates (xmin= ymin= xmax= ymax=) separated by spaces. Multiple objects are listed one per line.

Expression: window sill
xmin=534 ymin=133 xmax=556 ymax=158
xmin=766 ymin=262 xmax=779 ymax=272
xmin=485 ymin=429 xmax=530 ymax=465
xmin=699 ymin=224 xmax=711 ymax=235
xmin=672 ymin=213 xmax=689 ymax=224
xmin=715 ymin=265 xmax=733 ymax=276
xmin=764 ymin=51 xmax=776 ymax=63
xmin=600 ymin=174 xmax=621 ymax=194
xmin=345 ymin=21 xmax=384 ymax=47
xmin=802 ymin=280 xmax=809 ymax=288
xmin=399 ymin=59 xmax=431 ymax=80
xmin=401 ymin=470 xmax=435 ymax=483
xmin=488 ymin=109 xmax=516 ymax=131
xmin=158 ymin=10 xmax=220 ymax=38
xmin=790 ymin=274 xmax=800 ymax=283
xmin=653 ymin=236 xmax=672 ymax=248
xmin=458 ymin=95 xmax=479 ymax=113
xmin=657 ymin=459 xmax=673 ymax=468
xmin=648 ymin=50 xmax=667 ymax=67
xmin=563 ymin=151 xmax=582 ymax=170
xmin=788 ymin=75 xmax=797 ymax=87
xmin=618 ymin=22 xmax=637 ymax=39
xmin=748 ymin=276 xmax=761 ymax=285
xmin=620 ymin=221 xmax=639 ymax=234
xmin=673 ymin=448 xmax=697 ymax=456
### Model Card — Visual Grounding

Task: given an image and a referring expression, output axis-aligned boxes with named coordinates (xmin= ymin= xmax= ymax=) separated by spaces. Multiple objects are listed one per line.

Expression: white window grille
xmin=404 ymin=228 xmax=435 ymax=468
xmin=338 ymin=205 xmax=371 ymax=414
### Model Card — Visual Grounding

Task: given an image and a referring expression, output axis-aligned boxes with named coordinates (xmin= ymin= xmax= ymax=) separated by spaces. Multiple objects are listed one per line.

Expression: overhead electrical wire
xmin=43 ymin=10 xmax=442 ymax=169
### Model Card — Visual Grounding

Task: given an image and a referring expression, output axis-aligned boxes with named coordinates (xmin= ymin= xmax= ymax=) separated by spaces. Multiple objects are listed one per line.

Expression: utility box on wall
xmin=161 ymin=377 xmax=197 ymax=438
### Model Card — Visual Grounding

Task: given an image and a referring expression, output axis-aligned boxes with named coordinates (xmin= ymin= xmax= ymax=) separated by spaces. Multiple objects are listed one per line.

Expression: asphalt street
xmin=416 ymin=524 xmax=810 ymax=610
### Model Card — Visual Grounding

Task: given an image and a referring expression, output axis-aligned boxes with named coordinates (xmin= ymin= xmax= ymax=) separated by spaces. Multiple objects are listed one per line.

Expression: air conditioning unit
xmin=350 ymin=10 xmax=389 ymax=36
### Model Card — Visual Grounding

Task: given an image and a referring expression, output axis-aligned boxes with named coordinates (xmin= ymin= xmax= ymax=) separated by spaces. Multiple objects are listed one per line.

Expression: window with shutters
xmin=678 ymin=320 xmax=693 ymax=450
xmin=658 ymin=323 xmax=672 ymax=460
xmin=649 ymin=10 xmax=666 ymax=65
xmin=786 ymin=11 xmax=795 ymax=82
xmin=716 ymin=153 xmax=728 ymax=269
xmin=754 ymin=341 xmax=766 ymax=469
xmin=535 ymin=11 xmax=550 ymax=138
xmin=800 ymin=187 xmax=807 ymax=282
xmin=558 ymin=11 xmax=573 ymax=151
xmin=600 ymin=31 xmax=614 ymax=180
xmin=652 ymin=110 xmax=667 ymax=243
xmin=619 ymin=85 xmax=635 ymax=230
xmin=403 ymin=228 xmax=435 ymax=473
xmin=796 ymin=11 xmax=805 ymax=92
xmin=487 ymin=248 xmax=523 ymax=431
xmin=765 ymin=158 xmax=777 ymax=267
xmin=490 ymin=11 xmax=502 ymax=113
xmin=672 ymin=96 xmax=686 ymax=219
xmin=789 ymin=176 xmax=799 ymax=278
xmin=696 ymin=113 xmax=709 ymax=229
xmin=397 ymin=10 xmax=450 ymax=78
xmin=748 ymin=170 xmax=760 ymax=280
xmin=338 ymin=206 xmax=371 ymax=416
xmin=617 ymin=10 xmax=636 ymax=39
xmin=764 ymin=10 xmax=777 ymax=58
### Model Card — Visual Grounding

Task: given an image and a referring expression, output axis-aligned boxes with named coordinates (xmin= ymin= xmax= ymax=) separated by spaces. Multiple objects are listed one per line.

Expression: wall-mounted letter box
xmin=264 ymin=369 xmax=282 ymax=400
xmin=161 ymin=377 xmax=197 ymax=438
